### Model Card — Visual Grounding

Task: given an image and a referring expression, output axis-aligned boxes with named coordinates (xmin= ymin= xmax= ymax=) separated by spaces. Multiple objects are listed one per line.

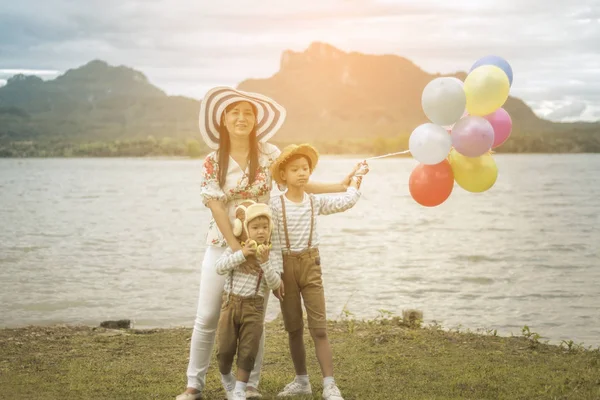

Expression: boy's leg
xmin=247 ymin=291 xmax=270 ymax=391
xmin=288 ymin=328 xmax=307 ymax=375
xmin=236 ymin=297 xmax=265 ymax=381
xmin=216 ymin=297 xmax=239 ymax=391
xmin=309 ymin=328 xmax=333 ymax=377
xmin=300 ymin=251 xmax=344 ymax=399
xmin=235 ymin=367 xmax=251 ymax=383
xmin=280 ymin=256 xmax=307 ymax=374
xmin=299 ymin=250 xmax=331 ymax=376
xmin=277 ymin=256 xmax=312 ymax=397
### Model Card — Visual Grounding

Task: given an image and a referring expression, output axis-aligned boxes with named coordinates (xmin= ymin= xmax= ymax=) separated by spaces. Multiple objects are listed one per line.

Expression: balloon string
xmin=364 ymin=150 xmax=411 ymax=161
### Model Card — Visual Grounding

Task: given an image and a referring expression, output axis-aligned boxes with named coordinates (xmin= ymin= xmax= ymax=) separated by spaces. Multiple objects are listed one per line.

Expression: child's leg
xmin=236 ymin=367 xmax=251 ymax=383
xmin=236 ymin=297 xmax=265 ymax=385
xmin=217 ymin=301 xmax=238 ymax=375
xmin=280 ymin=255 xmax=308 ymax=375
xmin=299 ymin=250 xmax=331 ymax=378
xmin=247 ymin=291 xmax=270 ymax=390
xmin=288 ymin=328 xmax=308 ymax=375
xmin=309 ymin=328 xmax=333 ymax=377
xmin=216 ymin=298 xmax=239 ymax=391
xmin=300 ymin=253 xmax=343 ymax=398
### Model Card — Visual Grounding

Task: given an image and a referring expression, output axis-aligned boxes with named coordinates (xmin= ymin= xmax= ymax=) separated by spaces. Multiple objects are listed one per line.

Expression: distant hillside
xmin=238 ymin=42 xmax=599 ymax=154
xmin=0 ymin=60 xmax=200 ymax=156
xmin=0 ymin=45 xmax=598 ymax=157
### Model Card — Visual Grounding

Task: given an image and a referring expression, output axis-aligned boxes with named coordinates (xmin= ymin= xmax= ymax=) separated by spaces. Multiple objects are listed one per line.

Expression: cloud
xmin=0 ymin=79 xmax=6 ymax=88
xmin=0 ymin=0 xmax=599 ymax=121
xmin=545 ymin=101 xmax=588 ymax=120
xmin=0 ymin=69 xmax=60 ymax=77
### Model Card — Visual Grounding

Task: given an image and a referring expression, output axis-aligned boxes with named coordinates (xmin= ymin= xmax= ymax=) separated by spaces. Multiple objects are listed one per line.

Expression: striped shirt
xmin=269 ymin=187 xmax=361 ymax=256
xmin=216 ymin=249 xmax=282 ymax=297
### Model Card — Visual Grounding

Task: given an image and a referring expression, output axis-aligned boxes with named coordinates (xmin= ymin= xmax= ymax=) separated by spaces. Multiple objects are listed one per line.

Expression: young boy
xmin=215 ymin=201 xmax=282 ymax=400
xmin=268 ymin=144 xmax=366 ymax=400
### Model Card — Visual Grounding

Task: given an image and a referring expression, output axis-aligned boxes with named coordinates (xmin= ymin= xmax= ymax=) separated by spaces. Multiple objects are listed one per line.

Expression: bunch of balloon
xmin=409 ymin=55 xmax=514 ymax=207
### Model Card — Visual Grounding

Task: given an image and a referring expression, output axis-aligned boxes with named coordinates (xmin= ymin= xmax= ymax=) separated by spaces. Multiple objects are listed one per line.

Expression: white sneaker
xmin=225 ymin=389 xmax=234 ymax=400
xmin=277 ymin=380 xmax=312 ymax=397
xmin=246 ymin=386 xmax=263 ymax=398
xmin=175 ymin=391 xmax=202 ymax=400
xmin=232 ymin=390 xmax=247 ymax=400
xmin=322 ymin=382 xmax=344 ymax=400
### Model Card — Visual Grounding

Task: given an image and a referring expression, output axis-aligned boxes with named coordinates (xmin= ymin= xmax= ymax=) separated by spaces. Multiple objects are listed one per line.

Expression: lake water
xmin=1 ymin=155 xmax=598 ymax=346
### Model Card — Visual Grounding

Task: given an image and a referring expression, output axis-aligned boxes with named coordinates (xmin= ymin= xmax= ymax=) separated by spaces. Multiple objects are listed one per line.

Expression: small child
xmin=268 ymin=144 xmax=367 ymax=400
xmin=215 ymin=201 xmax=282 ymax=400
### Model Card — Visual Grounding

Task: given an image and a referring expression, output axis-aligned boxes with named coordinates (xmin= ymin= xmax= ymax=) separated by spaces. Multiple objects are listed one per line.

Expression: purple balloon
xmin=484 ymin=108 xmax=513 ymax=148
xmin=451 ymin=116 xmax=494 ymax=157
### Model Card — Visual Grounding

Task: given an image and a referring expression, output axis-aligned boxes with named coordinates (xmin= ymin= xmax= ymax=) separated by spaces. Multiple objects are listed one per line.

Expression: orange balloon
xmin=409 ymin=160 xmax=454 ymax=207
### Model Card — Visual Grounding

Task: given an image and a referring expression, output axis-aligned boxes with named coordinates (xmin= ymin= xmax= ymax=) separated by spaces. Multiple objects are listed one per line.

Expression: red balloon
xmin=409 ymin=160 xmax=454 ymax=207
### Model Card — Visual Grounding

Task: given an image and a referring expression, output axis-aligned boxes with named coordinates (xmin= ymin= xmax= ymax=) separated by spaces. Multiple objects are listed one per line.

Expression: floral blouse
xmin=200 ymin=142 xmax=281 ymax=247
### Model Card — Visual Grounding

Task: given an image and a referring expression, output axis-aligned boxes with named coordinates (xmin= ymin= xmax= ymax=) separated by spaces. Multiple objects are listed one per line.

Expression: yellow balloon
xmin=464 ymin=65 xmax=510 ymax=116
xmin=448 ymin=148 xmax=498 ymax=193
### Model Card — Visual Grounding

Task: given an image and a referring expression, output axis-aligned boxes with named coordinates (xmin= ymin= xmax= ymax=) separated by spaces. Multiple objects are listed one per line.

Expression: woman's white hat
xmin=199 ymin=86 xmax=287 ymax=149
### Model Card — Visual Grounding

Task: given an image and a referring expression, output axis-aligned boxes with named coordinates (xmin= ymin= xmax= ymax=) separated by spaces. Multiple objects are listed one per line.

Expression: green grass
xmin=1 ymin=317 xmax=599 ymax=400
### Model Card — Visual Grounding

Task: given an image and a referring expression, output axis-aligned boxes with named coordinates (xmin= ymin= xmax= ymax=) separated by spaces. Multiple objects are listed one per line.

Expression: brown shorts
xmin=217 ymin=293 xmax=265 ymax=373
xmin=280 ymin=248 xmax=326 ymax=332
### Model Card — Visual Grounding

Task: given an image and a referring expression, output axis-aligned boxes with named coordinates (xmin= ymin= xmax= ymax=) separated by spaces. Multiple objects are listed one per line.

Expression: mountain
xmin=1 ymin=44 xmax=598 ymax=157
xmin=0 ymin=60 xmax=200 ymax=156
xmin=238 ymin=42 xmax=598 ymax=153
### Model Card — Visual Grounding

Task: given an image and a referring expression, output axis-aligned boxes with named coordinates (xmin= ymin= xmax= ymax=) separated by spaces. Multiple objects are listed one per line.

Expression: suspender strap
xmin=229 ymin=259 xmax=264 ymax=298
xmin=308 ymin=196 xmax=314 ymax=248
xmin=280 ymin=194 xmax=315 ymax=251
xmin=280 ymin=195 xmax=291 ymax=250
xmin=227 ymin=271 xmax=233 ymax=303
xmin=254 ymin=269 xmax=263 ymax=296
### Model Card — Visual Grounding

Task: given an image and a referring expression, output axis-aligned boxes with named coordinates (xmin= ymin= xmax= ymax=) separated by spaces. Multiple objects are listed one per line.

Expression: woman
xmin=177 ymin=87 xmax=362 ymax=400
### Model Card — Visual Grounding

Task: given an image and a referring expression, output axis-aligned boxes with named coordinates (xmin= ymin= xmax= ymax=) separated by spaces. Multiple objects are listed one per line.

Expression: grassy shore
xmin=1 ymin=316 xmax=599 ymax=400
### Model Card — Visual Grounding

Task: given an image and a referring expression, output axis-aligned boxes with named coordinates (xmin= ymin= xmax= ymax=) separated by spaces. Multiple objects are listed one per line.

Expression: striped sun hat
xmin=199 ymin=86 xmax=287 ymax=150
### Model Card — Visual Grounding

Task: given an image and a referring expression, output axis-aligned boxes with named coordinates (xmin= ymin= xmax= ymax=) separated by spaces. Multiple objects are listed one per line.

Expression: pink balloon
xmin=484 ymin=108 xmax=513 ymax=148
xmin=451 ymin=116 xmax=494 ymax=157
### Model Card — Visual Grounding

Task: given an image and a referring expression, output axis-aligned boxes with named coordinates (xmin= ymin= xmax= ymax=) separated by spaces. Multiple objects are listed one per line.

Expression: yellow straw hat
xmin=270 ymin=144 xmax=319 ymax=185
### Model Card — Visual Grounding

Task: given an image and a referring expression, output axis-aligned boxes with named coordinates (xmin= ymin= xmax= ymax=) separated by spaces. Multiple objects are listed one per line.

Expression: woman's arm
xmin=207 ymin=200 xmax=242 ymax=252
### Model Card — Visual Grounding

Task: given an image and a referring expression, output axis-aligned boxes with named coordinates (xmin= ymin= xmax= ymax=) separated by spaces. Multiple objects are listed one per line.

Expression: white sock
xmin=235 ymin=381 xmax=247 ymax=393
xmin=295 ymin=374 xmax=309 ymax=385
xmin=221 ymin=373 xmax=235 ymax=391
xmin=323 ymin=376 xmax=335 ymax=387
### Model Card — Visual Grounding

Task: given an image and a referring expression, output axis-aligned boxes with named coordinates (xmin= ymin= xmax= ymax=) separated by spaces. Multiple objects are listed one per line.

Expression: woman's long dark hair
xmin=217 ymin=102 xmax=259 ymax=189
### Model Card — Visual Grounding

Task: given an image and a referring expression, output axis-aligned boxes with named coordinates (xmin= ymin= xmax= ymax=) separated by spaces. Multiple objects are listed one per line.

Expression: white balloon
xmin=448 ymin=77 xmax=464 ymax=87
xmin=422 ymin=77 xmax=466 ymax=126
xmin=409 ymin=123 xmax=452 ymax=165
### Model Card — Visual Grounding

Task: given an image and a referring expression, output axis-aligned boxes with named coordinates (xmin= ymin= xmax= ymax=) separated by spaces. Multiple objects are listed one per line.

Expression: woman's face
xmin=223 ymin=101 xmax=256 ymax=139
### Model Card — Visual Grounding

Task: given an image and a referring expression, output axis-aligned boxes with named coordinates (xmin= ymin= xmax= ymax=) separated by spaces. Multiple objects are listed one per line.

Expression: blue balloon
xmin=470 ymin=55 xmax=513 ymax=86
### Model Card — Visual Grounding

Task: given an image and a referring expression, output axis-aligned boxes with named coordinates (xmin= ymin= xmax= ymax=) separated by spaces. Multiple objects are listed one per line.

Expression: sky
xmin=1 ymin=0 xmax=599 ymax=122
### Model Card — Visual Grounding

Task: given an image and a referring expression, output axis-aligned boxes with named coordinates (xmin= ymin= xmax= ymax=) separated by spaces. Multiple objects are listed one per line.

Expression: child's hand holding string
xmin=341 ymin=162 xmax=364 ymax=189
xmin=351 ymin=160 xmax=369 ymax=189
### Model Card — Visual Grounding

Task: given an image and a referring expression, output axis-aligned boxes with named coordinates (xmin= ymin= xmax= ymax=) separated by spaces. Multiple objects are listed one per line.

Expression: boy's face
xmin=280 ymin=156 xmax=311 ymax=188
xmin=247 ymin=216 xmax=270 ymax=245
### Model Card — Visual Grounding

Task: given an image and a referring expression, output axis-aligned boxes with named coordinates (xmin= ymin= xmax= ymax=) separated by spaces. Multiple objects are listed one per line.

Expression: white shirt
xmin=269 ymin=187 xmax=361 ymax=253
xmin=215 ymin=248 xmax=281 ymax=297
